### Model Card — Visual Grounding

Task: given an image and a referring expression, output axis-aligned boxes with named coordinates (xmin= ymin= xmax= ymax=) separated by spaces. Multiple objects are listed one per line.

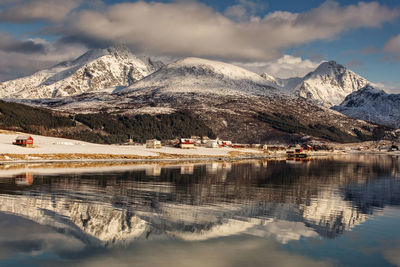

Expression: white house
xmin=146 ymin=139 xmax=162 ymax=149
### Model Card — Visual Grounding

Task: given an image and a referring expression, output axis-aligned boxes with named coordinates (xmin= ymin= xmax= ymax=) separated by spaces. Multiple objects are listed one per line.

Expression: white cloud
xmin=236 ymin=55 xmax=322 ymax=78
xmin=58 ymin=0 xmax=398 ymax=62
xmin=0 ymin=0 xmax=82 ymax=23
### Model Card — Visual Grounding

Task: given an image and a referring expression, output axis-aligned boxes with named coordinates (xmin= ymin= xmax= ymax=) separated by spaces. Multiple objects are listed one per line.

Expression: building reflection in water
xmin=145 ymin=166 xmax=162 ymax=176
xmin=0 ymin=155 xmax=398 ymax=247
xmin=14 ymin=172 xmax=34 ymax=186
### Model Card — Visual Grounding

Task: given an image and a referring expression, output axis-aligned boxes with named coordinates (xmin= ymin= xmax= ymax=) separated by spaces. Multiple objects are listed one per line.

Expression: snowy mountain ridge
xmin=0 ymin=45 xmax=163 ymax=99
xmin=333 ymin=85 xmax=400 ymax=129
xmin=261 ymin=61 xmax=371 ymax=107
xmin=117 ymin=57 xmax=278 ymax=97
xmin=295 ymin=61 xmax=370 ymax=107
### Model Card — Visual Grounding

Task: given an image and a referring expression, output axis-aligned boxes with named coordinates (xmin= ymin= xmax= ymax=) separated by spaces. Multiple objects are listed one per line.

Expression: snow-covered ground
xmin=0 ymin=132 xmax=261 ymax=158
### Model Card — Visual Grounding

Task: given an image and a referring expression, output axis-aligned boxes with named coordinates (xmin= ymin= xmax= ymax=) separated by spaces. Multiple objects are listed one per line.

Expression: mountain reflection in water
xmin=0 ymin=155 xmax=399 ymax=266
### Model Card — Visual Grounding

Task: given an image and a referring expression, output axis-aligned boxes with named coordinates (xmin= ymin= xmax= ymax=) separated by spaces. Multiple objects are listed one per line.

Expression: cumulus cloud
xmin=237 ymin=55 xmax=322 ymax=78
xmin=0 ymin=0 xmax=82 ymax=23
xmin=55 ymin=0 xmax=398 ymax=62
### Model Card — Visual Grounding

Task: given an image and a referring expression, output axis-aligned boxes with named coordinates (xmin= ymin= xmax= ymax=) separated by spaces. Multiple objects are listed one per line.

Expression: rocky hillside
xmin=333 ymin=85 xmax=400 ymax=129
xmin=0 ymin=45 xmax=163 ymax=99
xmin=0 ymin=100 xmax=214 ymax=144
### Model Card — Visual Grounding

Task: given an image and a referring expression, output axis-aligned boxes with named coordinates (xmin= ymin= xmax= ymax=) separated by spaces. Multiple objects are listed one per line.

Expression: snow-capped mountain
xmin=0 ymin=45 xmax=163 ymax=99
xmin=293 ymin=61 xmax=370 ymax=107
xmin=117 ymin=57 xmax=277 ymax=97
xmin=333 ymin=85 xmax=400 ymax=129
xmin=260 ymin=61 xmax=370 ymax=107
xmin=0 ymin=48 xmax=383 ymax=143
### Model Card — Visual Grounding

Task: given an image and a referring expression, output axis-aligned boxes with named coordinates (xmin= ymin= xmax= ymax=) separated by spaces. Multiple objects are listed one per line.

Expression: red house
xmin=13 ymin=136 xmax=34 ymax=148
xmin=179 ymin=138 xmax=195 ymax=149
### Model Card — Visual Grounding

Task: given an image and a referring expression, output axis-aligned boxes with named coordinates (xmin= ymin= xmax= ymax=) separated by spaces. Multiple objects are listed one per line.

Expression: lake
xmin=0 ymin=155 xmax=399 ymax=266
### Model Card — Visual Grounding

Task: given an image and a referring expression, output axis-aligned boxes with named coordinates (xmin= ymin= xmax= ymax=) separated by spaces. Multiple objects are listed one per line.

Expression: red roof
xmin=180 ymin=138 xmax=194 ymax=144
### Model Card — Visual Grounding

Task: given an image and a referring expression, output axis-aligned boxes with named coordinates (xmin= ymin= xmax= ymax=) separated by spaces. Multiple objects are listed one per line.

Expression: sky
xmin=0 ymin=0 xmax=399 ymax=93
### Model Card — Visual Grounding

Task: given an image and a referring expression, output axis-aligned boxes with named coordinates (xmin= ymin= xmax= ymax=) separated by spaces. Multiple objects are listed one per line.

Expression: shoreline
xmin=0 ymin=153 xmax=286 ymax=165
xmin=1 ymin=150 xmax=398 ymax=165
xmin=0 ymin=151 xmax=398 ymax=179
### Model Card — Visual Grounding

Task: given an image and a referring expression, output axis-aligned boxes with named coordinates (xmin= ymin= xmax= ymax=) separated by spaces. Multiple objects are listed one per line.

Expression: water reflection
xmin=14 ymin=172 xmax=34 ymax=186
xmin=0 ymin=155 xmax=399 ymax=265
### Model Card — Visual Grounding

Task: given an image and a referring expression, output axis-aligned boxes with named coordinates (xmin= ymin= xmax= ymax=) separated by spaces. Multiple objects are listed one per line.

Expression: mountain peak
xmin=310 ymin=60 xmax=345 ymax=77
xmin=295 ymin=60 xmax=370 ymax=106
xmin=105 ymin=44 xmax=135 ymax=58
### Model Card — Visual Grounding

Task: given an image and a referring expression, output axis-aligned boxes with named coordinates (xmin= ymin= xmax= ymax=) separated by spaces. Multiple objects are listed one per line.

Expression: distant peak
xmin=358 ymin=84 xmax=385 ymax=94
xmin=319 ymin=60 xmax=343 ymax=69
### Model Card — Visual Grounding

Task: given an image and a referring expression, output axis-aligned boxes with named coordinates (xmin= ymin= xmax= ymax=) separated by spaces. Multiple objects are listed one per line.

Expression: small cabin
xmin=13 ymin=136 xmax=33 ymax=148
xmin=180 ymin=138 xmax=195 ymax=149
xmin=146 ymin=139 xmax=162 ymax=149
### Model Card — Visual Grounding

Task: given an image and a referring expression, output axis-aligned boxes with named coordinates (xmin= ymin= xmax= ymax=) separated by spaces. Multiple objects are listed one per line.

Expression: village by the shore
xmin=1 ymin=129 xmax=399 ymax=164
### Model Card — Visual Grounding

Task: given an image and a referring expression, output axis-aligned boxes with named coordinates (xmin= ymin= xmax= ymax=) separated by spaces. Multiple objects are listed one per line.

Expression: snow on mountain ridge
xmin=0 ymin=45 xmax=163 ymax=99
xmin=118 ymin=57 xmax=278 ymax=97
xmin=259 ymin=61 xmax=371 ymax=107
xmin=333 ymin=85 xmax=400 ymax=129
xmin=294 ymin=61 xmax=370 ymax=107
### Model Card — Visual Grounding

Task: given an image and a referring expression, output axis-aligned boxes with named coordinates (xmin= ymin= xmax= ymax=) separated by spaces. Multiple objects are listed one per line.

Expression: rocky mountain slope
xmin=294 ymin=61 xmax=370 ymax=106
xmin=261 ymin=61 xmax=370 ymax=107
xmin=0 ymin=45 xmax=163 ymax=99
xmin=333 ymin=85 xmax=400 ymax=129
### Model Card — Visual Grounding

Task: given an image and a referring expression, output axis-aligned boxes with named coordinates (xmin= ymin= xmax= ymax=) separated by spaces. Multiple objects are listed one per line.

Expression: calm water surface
xmin=0 ymin=155 xmax=399 ymax=267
